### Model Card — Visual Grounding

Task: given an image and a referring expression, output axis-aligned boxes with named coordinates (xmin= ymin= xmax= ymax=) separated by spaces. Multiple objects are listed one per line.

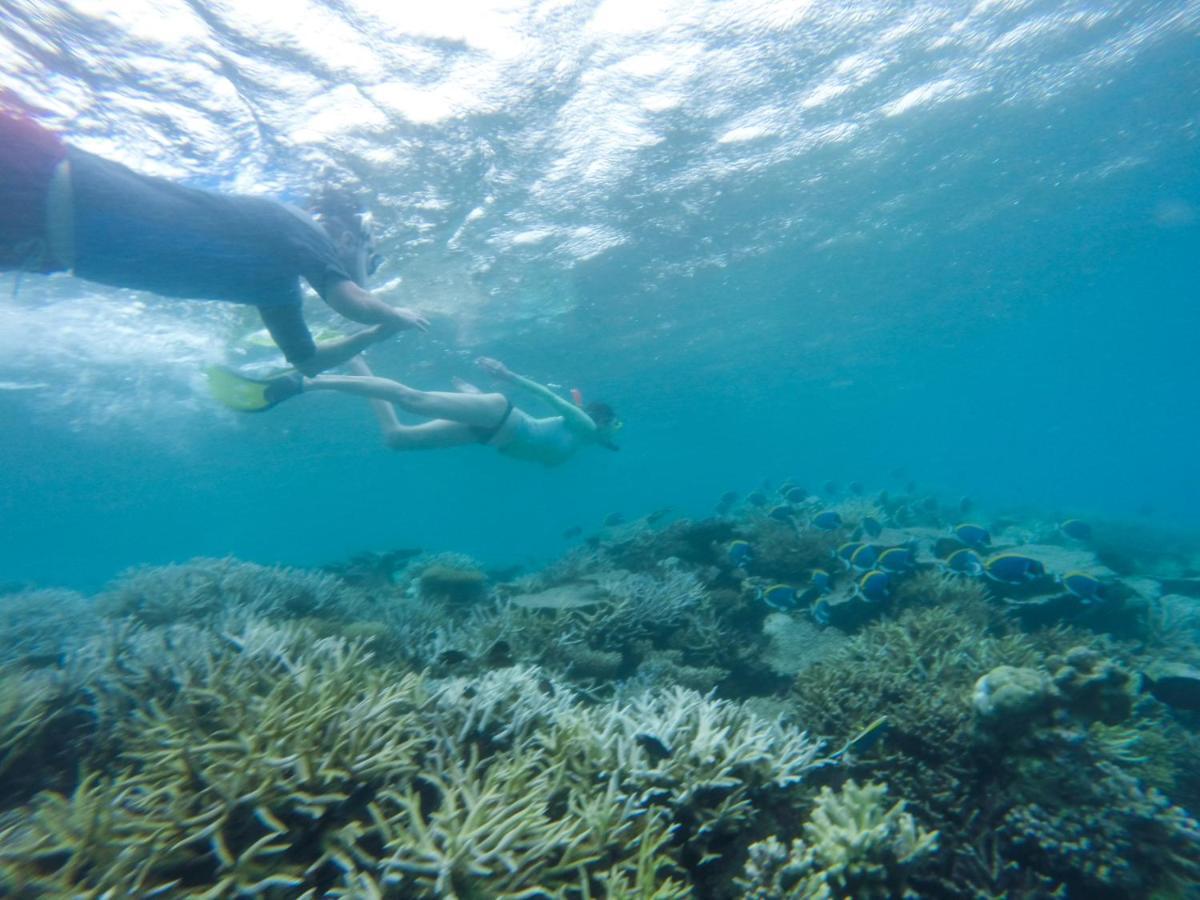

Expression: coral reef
xmin=2 ymin=490 xmax=1200 ymax=898
xmin=737 ymin=780 xmax=937 ymax=899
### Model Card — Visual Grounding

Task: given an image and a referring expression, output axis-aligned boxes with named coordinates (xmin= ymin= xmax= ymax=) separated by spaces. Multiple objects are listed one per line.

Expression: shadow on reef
xmin=1 ymin=480 xmax=1199 ymax=896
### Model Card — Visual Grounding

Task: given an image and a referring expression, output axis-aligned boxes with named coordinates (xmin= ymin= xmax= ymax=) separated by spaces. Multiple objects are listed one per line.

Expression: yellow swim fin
xmin=205 ymin=366 xmax=304 ymax=412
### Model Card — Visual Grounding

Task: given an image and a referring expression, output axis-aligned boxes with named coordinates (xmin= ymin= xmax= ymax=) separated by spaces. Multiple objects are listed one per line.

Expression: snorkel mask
xmin=340 ymin=211 xmax=382 ymax=288
xmin=316 ymin=189 xmax=384 ymax=288
xmin=574 ymin=389 xmax=622 ymax=451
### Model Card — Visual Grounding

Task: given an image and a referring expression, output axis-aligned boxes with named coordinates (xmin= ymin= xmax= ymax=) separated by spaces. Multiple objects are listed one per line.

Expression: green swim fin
xmin=206 ymin=366 xmax=304 ymax=412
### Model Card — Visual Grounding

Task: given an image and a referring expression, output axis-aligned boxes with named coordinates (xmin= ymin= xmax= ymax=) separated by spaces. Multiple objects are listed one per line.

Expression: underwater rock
xmin=972 ymin=666 xmax=1060 ymax=733
xmin=1051 ymin=646 xmax=1134 ymax=725
xmin=418 ymin=564 xmax=488 ymax=604
xmin=1143 ymin=662 xmax=1200 ymax=712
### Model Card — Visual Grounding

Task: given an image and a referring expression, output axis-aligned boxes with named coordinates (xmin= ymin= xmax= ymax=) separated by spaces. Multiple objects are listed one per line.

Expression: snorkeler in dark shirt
xmin=0 ymin=104 xmax=427 ymax=374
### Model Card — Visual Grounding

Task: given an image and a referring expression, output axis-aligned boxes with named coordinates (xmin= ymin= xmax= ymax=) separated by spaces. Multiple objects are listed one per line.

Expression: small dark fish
xmin=767 ymin=505 xmax=795 ymax=523
xmin=813 ymin=510 xmax=843 ymax=530
xmin=1061 ymin=571 xmax=1104 ymax=601
xmin=1059 ymin=519 xmax=1093 ymax=541
xmin=822 ymin=480 xmax=838 ymax=495
xmin=760 ymin=584 xmax=799 ymax=610
xmin=849 ymin=481 xmax=864 ymax=495
xmin=562 ymin=526 xmax=583 ymax=539
xmin=877 ymin=547 xmax=913 ymax=573
xmin=647 ymin=506 xmax=673 ymax=524
xmin=837 ymin=541 xmax=865 ymax=564
xmin=845 ymin=716 xmax=890 ymax=755
xmin=944 ymin=548 xmax=984 ymax=576
xmin=484 ymin=640 xmax=514 ymax=667
xmin=603 ymin=512 xmax=625 ymax=527
xmin=959 ymin=496 xmax=973 ymax=514
xmin=746 ymin=491 xmax=768 ymax=508
xmin=635 ymin=733 xmax=673 ymax=760
xmin=715 ymin=491 xmax=738 ymax=514
xmin=857 ymin=569 xmax=890 ymax=602
xmin=984 ymin=554 xmax=1045 ymax=584
xmin=859 ymin=516 xmax=883 ymax=538
xmin=785 ymin=486 xmax=809 ymax=503
xmin=849 ymin=544 xmax=879 ymax=571
xmin=812 ymin=599 xmax=832 ymax=625
xmin=809 ymin=569 xmax=832 ymax=593
xmin=437 ymin=649 xmax=471 ymax=666
xmin=1143 ymin=666 xmax=1200 ymax=712
xmin=953 ymin=523 xmax=992 ymax=548
xmin=727 ymin=540 xmax=753 ymax=568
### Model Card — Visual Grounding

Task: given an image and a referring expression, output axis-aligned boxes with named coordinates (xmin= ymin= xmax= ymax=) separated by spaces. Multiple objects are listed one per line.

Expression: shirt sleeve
xmin=258 ymin=303 xmax=316 ymax=364
xmin=278 ymin=204 xmax=356 ymax=298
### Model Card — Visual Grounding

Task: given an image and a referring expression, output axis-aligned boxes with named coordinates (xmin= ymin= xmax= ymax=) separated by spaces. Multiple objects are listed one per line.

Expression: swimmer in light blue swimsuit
xmin=301 ymin=356 xmax=621 ymax=467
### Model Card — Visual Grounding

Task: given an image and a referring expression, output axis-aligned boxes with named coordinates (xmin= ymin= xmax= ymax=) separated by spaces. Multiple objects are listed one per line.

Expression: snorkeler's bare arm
xmin=323 ymin=279 xmax=430 ymax=333
xmin=476 ymin=357 xmax=596 ymax=434
xmin=294 ymin=326 xmax=396 ymax=377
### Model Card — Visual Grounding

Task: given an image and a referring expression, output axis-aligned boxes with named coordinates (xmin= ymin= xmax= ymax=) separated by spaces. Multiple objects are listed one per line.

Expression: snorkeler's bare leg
xmin=382 ymin=420 xmax=481 ymax=450
xmin=304 ymin=373 xmax=508 ymax=427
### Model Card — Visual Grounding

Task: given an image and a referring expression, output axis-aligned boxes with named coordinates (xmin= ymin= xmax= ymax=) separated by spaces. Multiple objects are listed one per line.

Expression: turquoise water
xmin=1 ymin=1 xmax=1198 ymax=590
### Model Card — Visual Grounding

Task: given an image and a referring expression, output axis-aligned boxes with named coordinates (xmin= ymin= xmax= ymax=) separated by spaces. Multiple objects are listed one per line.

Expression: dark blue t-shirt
xmin=68 ymin=147 xmax=354 ymax=361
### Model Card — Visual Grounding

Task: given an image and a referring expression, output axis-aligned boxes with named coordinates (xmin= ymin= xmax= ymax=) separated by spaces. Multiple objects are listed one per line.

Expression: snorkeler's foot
xmin=206 ymin=367 xmax=305 ymax=412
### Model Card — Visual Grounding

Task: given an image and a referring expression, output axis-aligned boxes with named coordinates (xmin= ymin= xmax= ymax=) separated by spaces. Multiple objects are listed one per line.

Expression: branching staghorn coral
xmin=737 ymin=780 xmax=937 ymax=899
xmin=94 ymin=557 xmax=370 ymax=626
xmin=0 ymin=603 xmax=826 ymax=898
xmin=0 ymin=588 xmax=97 ymax=667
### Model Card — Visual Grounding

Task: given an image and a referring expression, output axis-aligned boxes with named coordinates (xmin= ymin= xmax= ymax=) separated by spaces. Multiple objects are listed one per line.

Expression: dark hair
xmin=586 ymin=402 xmax=617 ymax=428
xmin=312 ymin=185 xmax=382 ymax=282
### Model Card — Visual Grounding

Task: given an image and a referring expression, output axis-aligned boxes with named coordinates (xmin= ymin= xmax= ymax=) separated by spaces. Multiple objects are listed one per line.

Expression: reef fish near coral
xmin=944 ymin=548 xmax=984 ymax=576
xmin=856 ymin=570 xmax=890 ymax=602
xmin=813 ymin=510 xmax=843 ymax=531
xmin=760 ymin=584 xmax=800 ymax=611
xmin=984 ymin=553 xmax=1046 ymax=584
xmin=952 ymin=523 xmax=992 ymax=547
xmin=1060 ymin=571 xmax=1105 ymax=601
xmin=1059 ymin=519 xmax=1093 ymax=541
xmin=727 ymin=539 xmax=753 ymax=568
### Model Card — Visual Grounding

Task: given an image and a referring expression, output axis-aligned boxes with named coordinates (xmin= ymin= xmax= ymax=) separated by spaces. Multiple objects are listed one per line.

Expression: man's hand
xmin=391 ymin=307 xmax=430 ymax=331
xmin=476 ymin=356 xmax=511 ymax=379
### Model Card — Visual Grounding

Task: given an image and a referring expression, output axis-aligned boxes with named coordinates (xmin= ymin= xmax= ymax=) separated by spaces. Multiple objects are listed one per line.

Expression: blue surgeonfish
xmin=715 ymin=491 xmax=738 ymax=514
xmin=944 ymin=548 xmax=984 ymax=576
xmin=812 ymin=599 xmax=832 ymax=625
xmin=857 ymin=570 xmax=890 ymax=602
xmin=850 ymin=544 xmax=879 ymax=571
xmin=859 ymin=516 xmax=883 ymax=538
xmin=768 ymin=505 xmax=795 ymax=523
xmin=727 ymin=540 xmax=753 ymax=568
xmin=1059 ymin=519 xmax=1093 ymax=541
xmin=785 ymin=486 xmax=809 ymax=503
xmin=760 ymin=584 xmax=799 ymax=611
xmin=984 ymin=553 xmax=1045 ymax=584
xmin=877 ymin=547 xmax=914 ymax=573
xmin=837 ymin=541 xmax=865 ymax=566
xmin=953 ymin=523 xmax=992 ymax=547
xmin=809 ymin=569 xmax=832 ymax=593
xmin=1060 ymin=571 xmax=1104 ymax=601
xmin=813 ymin=510 xmax=843 ymax=530
xmin=747 ymin=491 xmax=768 ymax=508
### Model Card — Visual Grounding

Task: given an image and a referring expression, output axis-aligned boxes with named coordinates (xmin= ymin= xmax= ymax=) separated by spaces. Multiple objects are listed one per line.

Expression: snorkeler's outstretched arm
xmin=476 ymin=357 xmax=596 ymax=434
xmin=323 ymin=279 xmax=429 ymax=333
xmin=259 ymin=305 xmax=396 ymax=376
